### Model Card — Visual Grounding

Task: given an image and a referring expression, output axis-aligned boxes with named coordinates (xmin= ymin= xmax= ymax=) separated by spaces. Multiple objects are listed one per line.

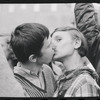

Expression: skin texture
xmin=37 ymin=36 xmax=54 ymax=65
xmin=51 ymin=31 xmax=75 ymax=62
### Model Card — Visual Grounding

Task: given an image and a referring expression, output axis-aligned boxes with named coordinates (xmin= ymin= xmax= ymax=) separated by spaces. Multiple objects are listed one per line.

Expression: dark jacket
xmin=74 ymin=3 xmax=100 ymax=86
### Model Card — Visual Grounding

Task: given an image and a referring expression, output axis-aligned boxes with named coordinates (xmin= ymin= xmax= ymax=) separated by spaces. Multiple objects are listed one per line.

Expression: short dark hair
xmin=51 ymin=26 xmax=88 ymax=57
xmin=10 ymin=23 xmax=49 ymax=63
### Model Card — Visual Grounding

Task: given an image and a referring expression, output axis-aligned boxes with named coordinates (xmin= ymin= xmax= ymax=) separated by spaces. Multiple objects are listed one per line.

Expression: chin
xmin=44 ymin=60 xmax=52 ymax=64
xmin=54 ymin=56 xmax=62 ymax=62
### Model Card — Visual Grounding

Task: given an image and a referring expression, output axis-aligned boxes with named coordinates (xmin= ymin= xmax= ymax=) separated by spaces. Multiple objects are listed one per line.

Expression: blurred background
xmin=0 ymin=3 xmax=100 ymax=69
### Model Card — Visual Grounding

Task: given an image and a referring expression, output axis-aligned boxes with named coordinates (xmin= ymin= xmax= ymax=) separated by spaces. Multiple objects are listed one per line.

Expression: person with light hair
xmin=51 ymin=26 xmax=100 ymax=97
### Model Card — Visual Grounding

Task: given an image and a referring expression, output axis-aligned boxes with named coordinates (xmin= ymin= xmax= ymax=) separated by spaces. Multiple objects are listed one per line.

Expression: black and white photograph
xmin=0 ymin=3 xmax=100 ymax=98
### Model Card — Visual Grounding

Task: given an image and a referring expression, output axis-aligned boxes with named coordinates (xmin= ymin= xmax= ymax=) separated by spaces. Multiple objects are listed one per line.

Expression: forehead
xmin=52 ymin=31 xmax=72 ymax=39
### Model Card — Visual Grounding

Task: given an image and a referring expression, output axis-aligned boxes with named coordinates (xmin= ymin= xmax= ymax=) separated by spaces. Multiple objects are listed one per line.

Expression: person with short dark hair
xmin=10 ymin=23 xmax=56 ymax=97
xmin=51 ymin=26 xmax=100 ymax=97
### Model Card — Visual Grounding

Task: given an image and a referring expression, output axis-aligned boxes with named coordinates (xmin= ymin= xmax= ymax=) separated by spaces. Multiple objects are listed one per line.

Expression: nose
xmin=51 ymin=38 xmax=57 ymax=51
xmin=52 ymin=46 xmax=56 ymax=51
xmin=51 ymin=42 xmax=56 ymax=51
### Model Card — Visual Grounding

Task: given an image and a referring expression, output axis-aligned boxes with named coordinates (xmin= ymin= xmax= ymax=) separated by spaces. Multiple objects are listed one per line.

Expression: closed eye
xmin=57 ymin=39 xmax=61 ymax=42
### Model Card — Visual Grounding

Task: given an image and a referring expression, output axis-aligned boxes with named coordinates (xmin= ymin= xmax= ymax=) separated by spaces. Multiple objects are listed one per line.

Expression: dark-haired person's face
xmin=51 ymin=31 xmax=75 ymax=61
xmin=37 ymin=36 xmax=54 ymax=64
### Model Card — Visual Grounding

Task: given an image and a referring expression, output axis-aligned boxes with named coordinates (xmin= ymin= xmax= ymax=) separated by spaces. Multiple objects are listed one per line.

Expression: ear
xmin=29 ymin=54 xmax=37 ymax=63
xmin=74 ymin=38 xmax=81 ymax=49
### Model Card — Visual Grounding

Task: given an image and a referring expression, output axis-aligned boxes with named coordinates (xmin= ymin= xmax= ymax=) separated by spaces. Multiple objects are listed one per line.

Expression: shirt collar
xmin=15 ymin=64 xmax=43 ymax=77
xmin=58 ymin=65 xmax=98 ymax=83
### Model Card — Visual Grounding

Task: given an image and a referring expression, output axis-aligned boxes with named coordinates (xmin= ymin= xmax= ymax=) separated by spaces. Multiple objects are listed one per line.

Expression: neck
xmin=62 ymin=51 xmax=84 ymax=71
xmin=21 ymin=62 xmax=42 ymax=75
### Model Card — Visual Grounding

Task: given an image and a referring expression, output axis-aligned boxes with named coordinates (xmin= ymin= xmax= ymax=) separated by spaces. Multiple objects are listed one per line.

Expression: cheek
xmin=40 ymin=48 xmax=54 ymax=61
xmin=58 ymin=41 xmax=74 ymax=53
xmin=44 ymin=48 xmax=54 ymax=58
xmin=57 ymin=41 xmax=69 ymax=51
xmin=64 ymin=45 xmax=74 ymax=54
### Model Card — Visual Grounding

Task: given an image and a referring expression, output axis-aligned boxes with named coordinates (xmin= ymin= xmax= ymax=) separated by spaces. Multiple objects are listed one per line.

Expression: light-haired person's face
xmin=51 ymin=31 xmax=75 ymax=61
xmin=37 ymin=36 xmax=54 ymax=64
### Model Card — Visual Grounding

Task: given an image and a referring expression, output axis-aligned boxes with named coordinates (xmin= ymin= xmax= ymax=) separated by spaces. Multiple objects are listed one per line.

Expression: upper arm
xmin=74 ymin=3 xmax=99 ymax=43
xmin=64 ymin=73 xmax=100 ymax=97
xmin=43 ymin=64 xmax=57 ymax=91
xmin=74 ymin=81 xmax=99 ymax=97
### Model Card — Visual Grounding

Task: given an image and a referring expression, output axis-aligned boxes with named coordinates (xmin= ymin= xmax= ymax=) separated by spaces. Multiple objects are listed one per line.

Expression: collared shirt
xmin=53 ymin=66 xmax=100 ymax=97
xmin=14 ymin=64 xmax=56 ymax=97
xmin=14 ymin=66 xmax=45 ymax=90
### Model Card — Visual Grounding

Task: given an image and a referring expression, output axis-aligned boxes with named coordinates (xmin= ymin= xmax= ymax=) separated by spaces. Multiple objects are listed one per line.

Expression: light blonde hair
xmin=51 ymin=26 xmax=88 ymax=57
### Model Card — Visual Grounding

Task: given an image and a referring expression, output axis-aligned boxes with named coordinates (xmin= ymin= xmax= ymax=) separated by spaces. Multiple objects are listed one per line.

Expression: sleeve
xmin=74 ymin=3 xmax=99 ymax=47
xmin=43 ymin=64 xmax=57 ymax=92
xmin=74 ymin=82 xmax=99 ymax=97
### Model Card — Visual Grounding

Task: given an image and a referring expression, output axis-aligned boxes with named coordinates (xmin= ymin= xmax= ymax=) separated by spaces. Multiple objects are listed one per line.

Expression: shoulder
xmin=79 ymin=73 xmax=96 ymax=83
xmin=69 ymin=73 xmax=98 ymax=91
xmin=74 ymin=73 xmax=97 ymax=88
xmin=42 ymin=64 xmax=56 ymax=80
xmin=71 ymin=73 xmax=100 ymax=94
xmin=42 ymin=64 xmax=53 ymax=73
xmin=64 ymin=73 xmax=100 ymax=97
